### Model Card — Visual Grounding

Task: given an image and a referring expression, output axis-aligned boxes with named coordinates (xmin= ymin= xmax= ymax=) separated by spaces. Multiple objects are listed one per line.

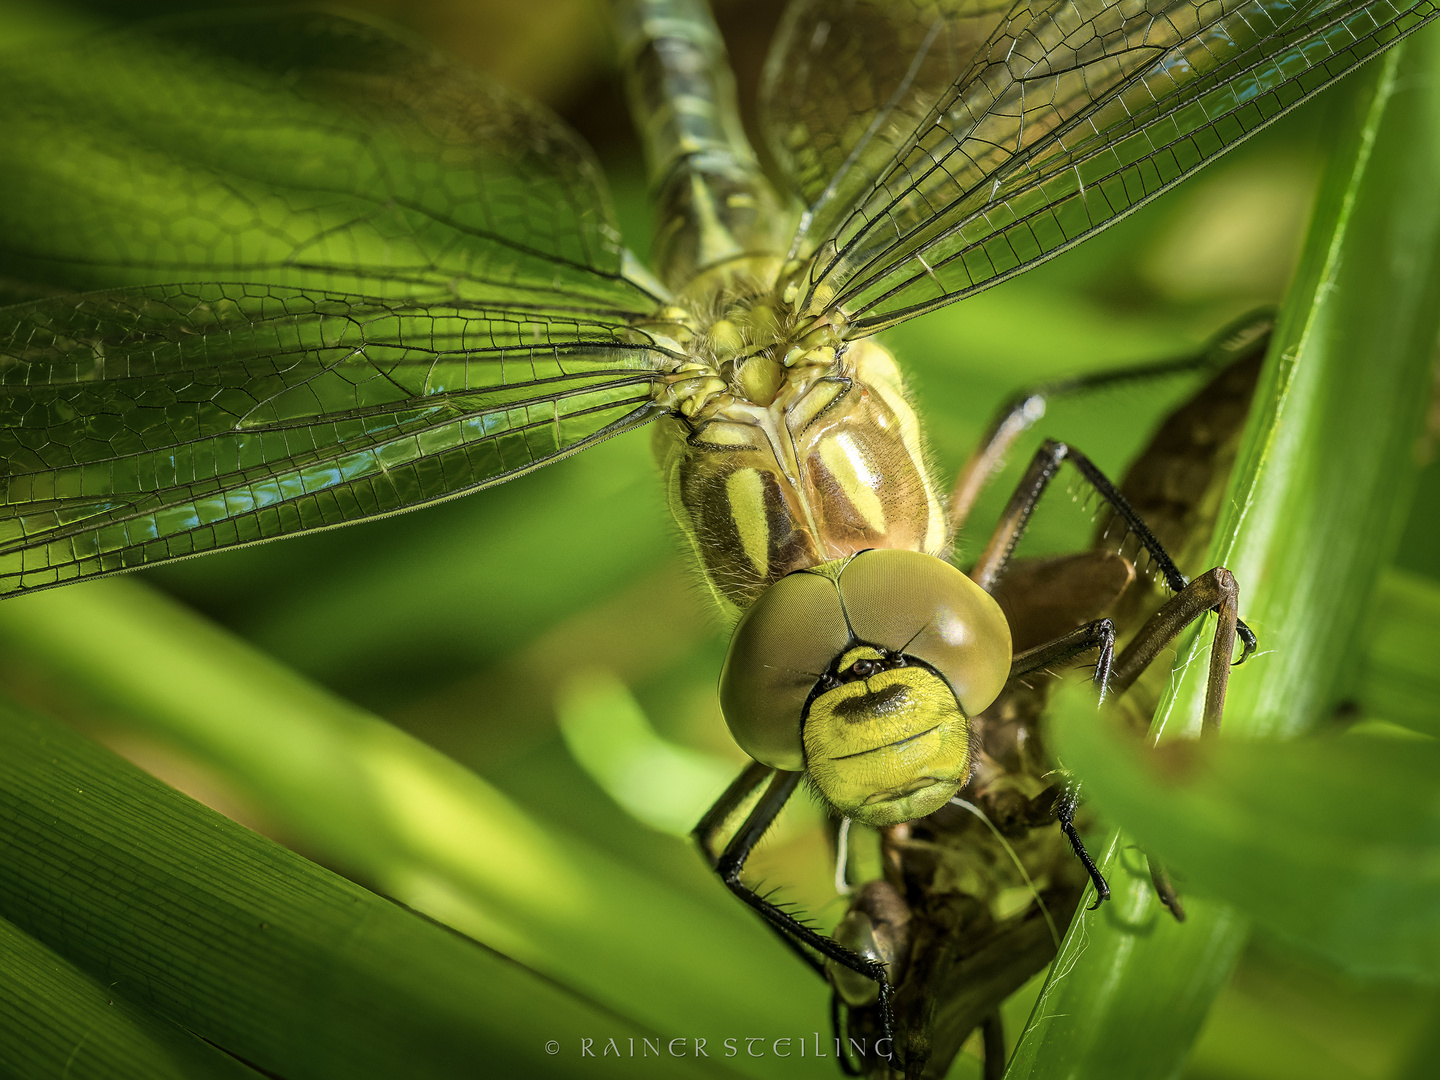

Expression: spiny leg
xmin=692 ymin=758 xmax=772 ymax=866
xmin=1007 ymin=620 xmax=1119 ymax=904
xmin=1111 ymin=566 xmax=1244 ymax=920
xmin=715 ymin=772 xmax=895 ymax=1027
xmin=948 ymin=310 xmax=1274 ymax=533
xmin=972 ymin=440 xmax=1165 ymax=591
xmin=986 ymin=518 xmax=1245 ymax=907
xmin=831 ymin=995 xmax=863 ymax=1077
xmin=1067 ymin=568 xmax=1243 ymax=917
xmin=1002 ymin=572 xmax=1247 ymax=910
xmin=1054 ymin=779 xmax=1109 ymax=908
xmin=954 ymin=326 xmax=1265 ymax=924
xmin=698 ymin=767 xmax=898 ymax=1046
xmin=695 ymin=763 xmax=826 ymax=976
xmin=1149 ymin=859 xmax=1187 ymax=922
xmin=950 ymin=390 xmax=1046 ymax=534
xmin=1010 ymin=618 xmax=1117 ymax=699
xmin=968 ymin=438 xmax=1256 ymax=661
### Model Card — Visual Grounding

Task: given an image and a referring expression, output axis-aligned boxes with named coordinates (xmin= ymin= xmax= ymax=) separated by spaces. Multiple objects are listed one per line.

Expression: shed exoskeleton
xmin=814 ymin=316 xmax=1272 ymax=1079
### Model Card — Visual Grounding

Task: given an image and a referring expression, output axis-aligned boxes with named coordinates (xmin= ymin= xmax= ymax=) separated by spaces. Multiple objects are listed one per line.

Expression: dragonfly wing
xmin=0 ymin=9 xmax=662 ymax=313
xmin=761 ymin=0 xmax=1013 ymax=257
xmin=792 ymin=0 xmax=1439 ymax=334
xmin=0 ymin=284 xmax=676 ymax=596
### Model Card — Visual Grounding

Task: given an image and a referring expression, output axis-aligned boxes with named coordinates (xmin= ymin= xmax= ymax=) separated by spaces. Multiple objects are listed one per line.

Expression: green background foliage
xmin=0 ymin=2 xmax=1437 ymax=1078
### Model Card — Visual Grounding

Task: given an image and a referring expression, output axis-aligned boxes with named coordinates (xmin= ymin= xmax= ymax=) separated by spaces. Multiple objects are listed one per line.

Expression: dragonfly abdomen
xmin=610 ymin=0 xmax=792 ymax=292
xmin=655 ymin=338 xmax=947 ymax=613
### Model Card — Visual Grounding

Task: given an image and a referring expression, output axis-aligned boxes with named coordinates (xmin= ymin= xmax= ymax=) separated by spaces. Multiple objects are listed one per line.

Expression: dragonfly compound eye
xmin=719 ymin=550 xmax=1012 ymax=826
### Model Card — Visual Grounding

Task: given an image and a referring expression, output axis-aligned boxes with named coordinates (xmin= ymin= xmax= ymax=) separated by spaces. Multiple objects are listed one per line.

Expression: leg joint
xmin=716 ymin=854 xmax=745 ymax=887
xmin=1199 ymin=565 xmax=1238 ymax=600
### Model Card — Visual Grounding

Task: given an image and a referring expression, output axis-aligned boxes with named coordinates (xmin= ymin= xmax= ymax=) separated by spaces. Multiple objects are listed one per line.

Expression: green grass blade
xmin=1008 ymin=22 xmax=1440 ymax=1080
xmin=0 ymin=700 xmax=714 ymax=1080
xmin=0 ymin=912 xmax=260 ymax=1080
xmin=1051 ymin=686 xmax=1440 ymax=981
xmin=0 ymin=577 xmax=831 ymax=1078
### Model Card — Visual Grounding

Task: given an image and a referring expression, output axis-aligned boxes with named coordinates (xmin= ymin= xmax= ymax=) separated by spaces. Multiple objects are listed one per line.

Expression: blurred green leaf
xmin=1356 ymin=569 xmax=1440 ymax=737
xmin=0 ymin=577 xmax=835 ymax=1079
xmin=1051 ymin=684 xmax=1440 ymax=982
xmin=1396 ymin=1002 xmax=1440 ymax=1080
xmin=0 ymin=699 xmax=713 ymax=1080
xmin=1184 ymin=939 xmax=1438 ymax=1080
xmin=1009 ymin=22 xmax=1440 ymax=1080
xmin=0 ymin=0 xmax=99 ymax=51
xmin=556 ymin=667 xmax=737 ymax=837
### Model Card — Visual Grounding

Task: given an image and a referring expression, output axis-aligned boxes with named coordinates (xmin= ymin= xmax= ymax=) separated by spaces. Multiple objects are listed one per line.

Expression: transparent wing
xmin=790 ymin=0 xmax=1438 ymax=334
xmin=0 ymin=284 xmax=676 ymax=596
xmin=760 ymin=0 xmax=1013 ymax=256
xmin=0 ymin=10 xmax=679 ymax=596
xmin=0 ymin=9 xmax=662 ymax=312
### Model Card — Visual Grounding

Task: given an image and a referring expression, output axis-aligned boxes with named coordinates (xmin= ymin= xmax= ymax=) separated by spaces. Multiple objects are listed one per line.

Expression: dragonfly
xmin=0 ymin=0 xmax=1432 ymax=1062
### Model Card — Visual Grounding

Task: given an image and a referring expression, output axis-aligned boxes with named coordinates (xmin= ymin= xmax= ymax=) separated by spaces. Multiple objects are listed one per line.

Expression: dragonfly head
xmin=720 ymin=550 xmax=1012 ymax=827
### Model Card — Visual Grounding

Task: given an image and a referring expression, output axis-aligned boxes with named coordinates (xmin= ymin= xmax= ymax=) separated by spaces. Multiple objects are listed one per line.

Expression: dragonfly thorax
xmin=649 ymin=266 xmax=822 ymax=408
xmin=654 ymin=335 xmax=949 ymax=614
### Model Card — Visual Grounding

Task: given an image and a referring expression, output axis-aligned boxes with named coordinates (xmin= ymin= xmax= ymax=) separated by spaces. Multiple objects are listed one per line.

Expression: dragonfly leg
xmin=830 ymin=995 xmax=863 ymax=1077
xmin=694 ymin=763 xmax=836 ymax=974
xmin=1052 ymin=568 xmax=1243 ymax=919
xmin=1055 ymin=777 xmax=1110 ymax=908
xmin=1009 ymin=618 xmax=1117 ymax=700
xmin=981 ymin=1012 xmax=1006 ymax=1080
xmin=948 ymin=390 xmax=1049 ymax=534
xmin=1007 ymin=622 xmax=1124 ymax=903
xmin=1149 ymin=858 xmax=1187 ymax=922
xmin=713 ymin=770 xmax=896 ymax=1041
xmin=1002 ymin=575 xmax=1239 ymax=908
xmin=969 ymin=439 xmax=1256 ymax=662
xmin=1109 ymin=567 xmax=1243 ymax=737
xmin=692 ymin=759 xmax=773 ymax=867
xmin=947 ymin=309 xmax=1274 ymax=533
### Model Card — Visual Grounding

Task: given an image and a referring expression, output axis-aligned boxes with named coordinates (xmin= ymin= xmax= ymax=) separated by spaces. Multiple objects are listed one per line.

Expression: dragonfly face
xmin=720 ymin=548 xmax=1011 ymax=824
